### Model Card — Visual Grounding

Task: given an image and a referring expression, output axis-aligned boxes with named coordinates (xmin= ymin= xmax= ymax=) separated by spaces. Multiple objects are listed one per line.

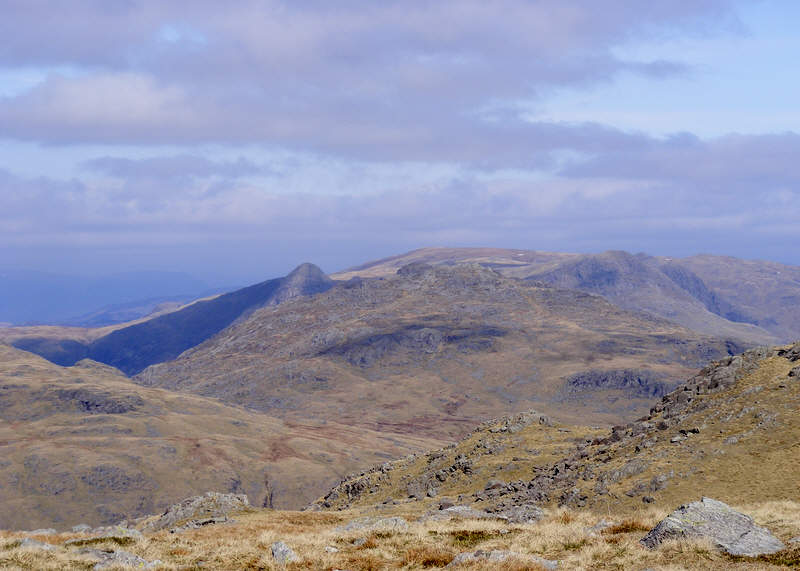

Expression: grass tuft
xmin=448 ymin=529 xmax=499 ymax=548
xmin=402 ymin=545 xmax=456 ymax=567
xmin=602 ymin=519 xmax=651 ymax=535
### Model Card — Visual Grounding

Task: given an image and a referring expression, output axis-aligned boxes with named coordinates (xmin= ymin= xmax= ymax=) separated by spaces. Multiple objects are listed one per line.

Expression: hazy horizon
xmin=3 ymin=1 xmax=800 ymax=288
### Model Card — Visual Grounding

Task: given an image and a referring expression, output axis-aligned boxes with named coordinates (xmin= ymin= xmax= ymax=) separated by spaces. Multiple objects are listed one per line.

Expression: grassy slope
xmin=0 ymin=345 xmax=439 ymax=530
xmin=1 ymin=502 xmax=797 ymax=569
xmin=322 ymin=343 xmax=800 ymax=519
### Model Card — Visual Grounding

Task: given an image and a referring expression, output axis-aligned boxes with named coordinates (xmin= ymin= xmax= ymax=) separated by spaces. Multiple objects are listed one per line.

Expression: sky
xmin=1 ymin=0 xmax=799 ymax=286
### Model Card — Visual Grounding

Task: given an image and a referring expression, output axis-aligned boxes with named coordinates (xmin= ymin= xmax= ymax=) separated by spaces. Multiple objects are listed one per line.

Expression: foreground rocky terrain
xmin=1 ymin=488 xmax=798 ymax=569
xmin=138 ymin=263 xmax=744 ymax=435
xmin=1 ymin=343 xmax=799 ymax=568
xmin=0 ymin=346 xmax=438 ymax=529
xmin=319 ymin=342 xmax=800 ymax=516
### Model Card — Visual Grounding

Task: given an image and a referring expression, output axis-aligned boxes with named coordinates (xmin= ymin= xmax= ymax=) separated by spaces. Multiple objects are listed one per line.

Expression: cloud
xmin=0 ymin=1 xmax=737 ymax=165
xmin=561 ymin=132 xmax=800 ymax=192
xmin=4 ymin=1 xmax=796 ymax=281
xmin=83 ymin=154 xmax=264 ymax=179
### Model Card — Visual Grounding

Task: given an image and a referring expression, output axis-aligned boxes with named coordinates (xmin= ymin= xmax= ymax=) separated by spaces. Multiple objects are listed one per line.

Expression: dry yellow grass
xmin=1 ymin=502 xmax=797 ymax=570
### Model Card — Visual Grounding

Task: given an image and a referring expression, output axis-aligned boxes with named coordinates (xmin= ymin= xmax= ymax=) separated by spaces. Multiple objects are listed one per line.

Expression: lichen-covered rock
xmin=71 ymin=524 xmax=91 ymax=533
xmin=81 ymin=548 xmax=162 ymax=569
xmin=270 ymin=540 xmax=299 ymax=564
xmin=335 ymin=516 xmax=409 ymax=533
xmin=640 ymin=497 xmax=785 ymax=556
xmin=18 ymin=537 xmax=57 ymax=551
xmin=140 ymin=492 xmax=250 ymax=532
xmin=494 ymin=504 xmax=544 ymax=524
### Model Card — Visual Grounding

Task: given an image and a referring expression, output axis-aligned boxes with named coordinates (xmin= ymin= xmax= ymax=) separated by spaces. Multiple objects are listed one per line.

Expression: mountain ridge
xmin=136 ymin=262 xmax=745 ymax=436
xmin=10 ymin=263 xmax=333 ymax=376
xmin=334 ymin=247 xmax=800 ymax=343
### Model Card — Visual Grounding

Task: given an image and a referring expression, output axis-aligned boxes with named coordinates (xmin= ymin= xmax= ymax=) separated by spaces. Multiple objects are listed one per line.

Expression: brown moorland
xmin=0 ymin=345 xmax=439 ymax=530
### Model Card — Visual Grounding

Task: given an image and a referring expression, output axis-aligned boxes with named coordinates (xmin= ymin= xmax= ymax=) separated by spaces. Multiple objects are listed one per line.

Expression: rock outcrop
xmin=140 ymin=492 xmax=251 ymax=533
xmin=640 ymin=497 xmax=785 ymax=556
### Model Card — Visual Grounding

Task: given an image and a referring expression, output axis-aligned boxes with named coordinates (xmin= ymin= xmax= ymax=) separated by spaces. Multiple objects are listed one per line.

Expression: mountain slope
xmin=526 ymin=250 xmax=776 ymax=343
xmin=137 ymin=263 xmax=744 ymax=438
xmin=679 ymin=254 xmax=800 ymax=341
xmin=11 ymin=263 xmax=333 ymax=375
xmin=0 ymin=345 xmax=438 ymax=530
xmin=319 ymin=342 xmax=800 ymax=517
xmin=335 ymin=247 xmax=796 ymax=343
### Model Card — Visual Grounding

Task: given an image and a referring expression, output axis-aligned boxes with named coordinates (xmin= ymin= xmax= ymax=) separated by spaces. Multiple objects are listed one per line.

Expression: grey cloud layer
xmin=2 ymin=0 xmax=796 ymax=277
xmin=2 ymin=131 xmax=797 ymax=241
xmin=0 ymin=1 xmax=734 ymax=164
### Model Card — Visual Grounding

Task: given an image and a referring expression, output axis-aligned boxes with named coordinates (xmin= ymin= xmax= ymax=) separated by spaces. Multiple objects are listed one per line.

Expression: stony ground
xmin=1 ymin=500 xmax=798 ymax=570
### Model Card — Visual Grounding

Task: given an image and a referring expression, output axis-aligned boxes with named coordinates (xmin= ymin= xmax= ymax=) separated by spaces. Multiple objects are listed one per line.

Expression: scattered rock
xmin=585 ymin=519 xmax=614 ymax=537
xmin=777 ymin=343 xmax=800 ymax=362
xmin=642 ymin=496 xmax=655 ymax=504
xmin=18 ymin=537 xmax=57 ymax=551
xmin=640 ymin=497 xmax=785 ymax=556
xmin=72 ymin=524 xmax=92 ymax=533
xmin=26 ymin=528 xmax=57 ymax=536
xmin=271 ymin=541 xmax=300 ymax=564
xmin=485 ymin=479 xmax=506 ymax=490
xmin=438 ymin=498 xmax=456 ymax=510
xmin=495 ymin=504 xmax=544 ymax=524
xmin=324 ymin=545 xmax=339 ymax=553
xmin=81 ymin=548 xmax=162 ymax=569
xmin=426 ymin=505 xmax=493 ymax=521
xmin=65 ymin=526 xmax=143 ymax=547
xmin=335 ymin=516 xmax=409 ymax=533
xmin=141 ymin=492 xmax=250 ymax=532
xmin=447 ymin=549 xmax=558 ymax=569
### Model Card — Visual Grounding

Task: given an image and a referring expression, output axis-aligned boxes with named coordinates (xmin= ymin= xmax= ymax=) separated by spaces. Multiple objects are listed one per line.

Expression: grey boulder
xmin=271 ymin=540 xmax=300 ymax=563
xmin=640 ymin=497 xmax=785 ymax=556
xmin=141 ymin=491 xmax=250 ymax=532
xmin=81 ymin=548 xmax=162 ymax=570
xmin=335 ymin=516 xmax=409 ymax=533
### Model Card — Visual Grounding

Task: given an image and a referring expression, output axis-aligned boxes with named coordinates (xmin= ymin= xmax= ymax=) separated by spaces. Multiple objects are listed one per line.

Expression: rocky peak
xmin=269 ymin=263 xmax=333 ymax=305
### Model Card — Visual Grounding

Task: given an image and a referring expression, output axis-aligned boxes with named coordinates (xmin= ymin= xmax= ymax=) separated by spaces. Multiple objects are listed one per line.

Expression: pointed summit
xmin=270 ymin=263 xmax=333 ymax=305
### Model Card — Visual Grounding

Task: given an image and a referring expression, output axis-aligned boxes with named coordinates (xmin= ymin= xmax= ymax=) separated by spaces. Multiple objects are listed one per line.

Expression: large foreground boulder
xmin=640 ymin=497 xmax=785 ymax=556
xmin=141 ymin=492 xmax=251 ymax=532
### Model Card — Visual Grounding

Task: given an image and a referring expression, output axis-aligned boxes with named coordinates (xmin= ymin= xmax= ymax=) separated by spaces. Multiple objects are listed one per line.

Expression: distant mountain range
xmin=334 ymin=247 xmax=800 ymax=343
xmin=136 ymin=262 xmax=742 ymax=435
